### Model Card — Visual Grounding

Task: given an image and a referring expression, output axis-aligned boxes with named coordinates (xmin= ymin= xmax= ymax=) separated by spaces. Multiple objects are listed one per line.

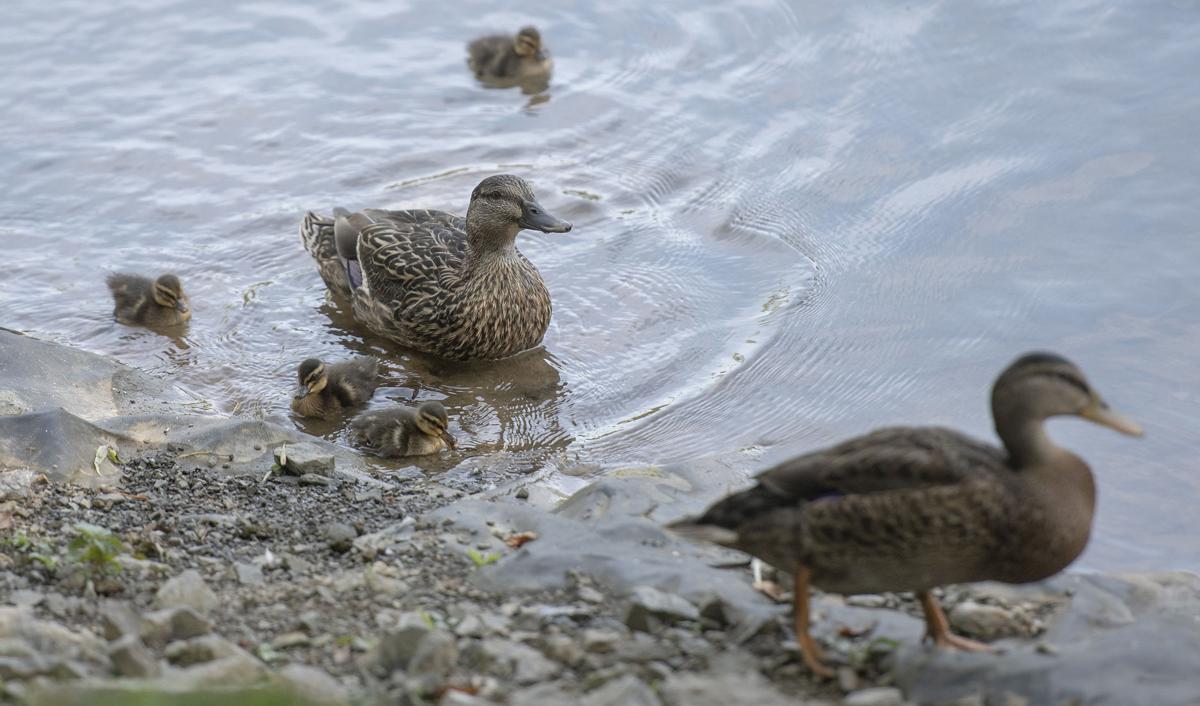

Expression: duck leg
xmin=793 ymin=566 xmax=834 ymax=678
xmin=917 ymin=591 xmax=992 ymax=652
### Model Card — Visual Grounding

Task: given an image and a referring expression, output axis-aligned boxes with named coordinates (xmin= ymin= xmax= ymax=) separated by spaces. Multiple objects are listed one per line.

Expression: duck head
xmin=295 ymin=358 xmax=328 ymax=400
xmin=465 ymin=174 xmax=571 ymax=248
xmin=414 ymin=401 xmax=456 ymax=449
xmin=153 ymin=274 xmax=190 ymax=316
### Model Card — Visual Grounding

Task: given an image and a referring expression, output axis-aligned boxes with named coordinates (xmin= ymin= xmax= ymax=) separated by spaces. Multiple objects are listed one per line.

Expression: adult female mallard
xmin=352 ymin=401 xmax=456 ymax=458
xmin=467 ymin=26 xmax=552 ymax=85
xmin=291 ymin=357 xmax=379 ymax=419
xmin=669 ymin=352 xmax=1142 ymax=677
xmin=300 ymin=175 xmax=571 ymax=361
xmin=105 ymin=273 xmax=191 ymax=328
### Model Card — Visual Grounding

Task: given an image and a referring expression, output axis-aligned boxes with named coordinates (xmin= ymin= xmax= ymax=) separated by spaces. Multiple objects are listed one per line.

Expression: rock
xmin=365 ymin=562 xmax=408 ymax=596
xmin=142 ymin=607 xmax=212 ymax=644
xmin=582 ymin=674 xmax=661 ymax=706
xmin=508 ymin=683 xmax=574 ymax=706
xmin=406 ymin=630 xmax=459 ymax=694
xmin=846 ymin=595 xmax=889 ymax=609
xmin=578 ymin=586 xmax=605 ymax=604
xmin=154 ymin=569 xmax=219 ymax=614
xmin=843 ymin=687 xmax=905 ymax=706
xmin=0 ymin=607 xmax=108 ymax=669
xmin=454 ymin=614 xmax=487 ymax=638
xmin=235 ymin=562 xmax=264 ymax=586
xmin=299 ymin=473 xmax=337 ymax=487
xmin=660 ymin=671 xmax=795 ymax=706
xmin=463 ymin=638 xmax=559 ymax=685
xmin=173 ymin=652 xmax=270 ymax=688
xmin=275 ymin=442 xmax=336 ymax=476
xmin=582 ymin=628 xmax=624 ymax=653
xmin=540 ymin=635 xmax=584 ymax=666
xmin=323 ymin=522 xmax=357 ymax=553
xmin=163 ymin=634 xmax=244 ymax=666
xmin=7 ymin=590 xmax=44 ymax=608
xmin=92 ymin=493 xmax=126 ymax=510
xmin=837 ymin=666 xmax=860 ymax=692
xmin=948 ymin=601 xmax=1017 ymax=641
xmin=623 ymin=586 xmax=699 ymax=632
xmin=277 ymin=663 xmax=349 ymax=706
xmin=99 ymin=602 xmax=143 ymax=641
xmin=361 ymin=614 xmax=434 ymax=674
xmin=108 ymin=635 xmax=160 ymax=677
xmin=353 ymin=519 xmax=415 ymax=560
xmin=271 ymin=631 xmax=310 ymax=649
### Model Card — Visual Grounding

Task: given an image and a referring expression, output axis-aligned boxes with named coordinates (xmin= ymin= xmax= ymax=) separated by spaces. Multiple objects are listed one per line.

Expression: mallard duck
xmin=352 ymin=401 xmax=456 ymax=457
xmin=669 ymin=352 xmax=1142 ymax=677
xmin=290 ymin=357 xmax=379 ymax=419
xmin=467 ymin=26 xmax=552 ymax=84
xmin=105 ymin=273 xmax=191 ymax=327
xmin=299 ymin=174 xmax=572 ymax=361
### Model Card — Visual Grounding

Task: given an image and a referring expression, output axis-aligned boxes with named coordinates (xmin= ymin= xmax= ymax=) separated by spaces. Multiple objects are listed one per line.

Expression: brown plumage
xmin=290 ymin=357 xmax=379 ymax=419
xmin=106 ymin=273 xmax=191 ymax=328
xmin=352 ymin=401 xmax=456 ymax=458
xmin=467 ymin=26 xmax=552 ymax=84
xmin=299 ymin=175 xmax=572 ymax=361
xmin=669 ymin=352 xmax=1143 ymax=677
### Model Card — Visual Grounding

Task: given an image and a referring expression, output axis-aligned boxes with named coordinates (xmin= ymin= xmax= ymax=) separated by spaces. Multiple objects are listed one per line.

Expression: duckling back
xmin=351 ymin=405 xmax=450 ymax=458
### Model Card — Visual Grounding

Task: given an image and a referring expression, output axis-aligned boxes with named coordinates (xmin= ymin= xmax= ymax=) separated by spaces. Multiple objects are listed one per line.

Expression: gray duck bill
xmin=519 ymin=199 xmax=571 ymax=233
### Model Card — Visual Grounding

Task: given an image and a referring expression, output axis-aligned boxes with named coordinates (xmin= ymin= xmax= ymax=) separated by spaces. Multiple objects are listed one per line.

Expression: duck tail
xmin=299 ymin=210 xmax=354 ymax=298
xmin=665 ymin=516 xmax=740 ymax=546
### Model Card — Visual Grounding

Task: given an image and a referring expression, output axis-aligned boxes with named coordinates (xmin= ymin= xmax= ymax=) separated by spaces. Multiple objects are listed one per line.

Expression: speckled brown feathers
xmin=670 ymin=352 xmax=1142 ymax=673
xmin=106 ymin=273 xmax=191 ymax=328
xmin=352 ymin=401 xmax=455 ymax=458
xmin=468 ymin=26 xmax=552 ymax=83
xmin=290 ymin=357 xmax=379 ymax=420
xmin=300 ymin=175 xmax=571 ymax=361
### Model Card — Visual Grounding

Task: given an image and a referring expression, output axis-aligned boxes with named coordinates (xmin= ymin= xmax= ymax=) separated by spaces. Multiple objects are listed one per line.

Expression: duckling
xmin=352 ymin=401 xmax=457 ymax=457
xmin=106 ymin=273 xmax=191 ymax=328
xmin=467 ymin=26 xmax=552 ymax=84
xmin=299 ymin=174 xmax=572 ymax=361
xmin=669 ymin=352 xmax=1142 ymax=677
xmin=290 ymin=357 xmax=379 ymax=419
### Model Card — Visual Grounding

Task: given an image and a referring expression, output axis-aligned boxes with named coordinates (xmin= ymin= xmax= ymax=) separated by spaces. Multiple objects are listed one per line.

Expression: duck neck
xmin=465 ymin=213 xmax=520 ymax=261
xmin=995 ymin=414 xmax=1059 ymax=469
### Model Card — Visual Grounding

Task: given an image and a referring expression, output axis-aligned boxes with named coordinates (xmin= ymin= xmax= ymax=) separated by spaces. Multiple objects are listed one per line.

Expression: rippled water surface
xmin=2 ymin=0 xmax=1198 ymax=569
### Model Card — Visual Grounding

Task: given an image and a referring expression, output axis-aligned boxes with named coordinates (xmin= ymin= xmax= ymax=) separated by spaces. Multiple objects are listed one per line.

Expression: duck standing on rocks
xmin=468 ymin=26 xmax=552 ymax=85
xmin=352 ymin=401 xmax=456 ymax=457
xmin=669 ymin=352 xmax=1143 ymax=677
xmin=300 ymin=174 xmax=572 ymax=361
xmin=291 ymin=357 xmax=379 ymax=419
xmin=105 ymin=273 xmax=191 ymax=328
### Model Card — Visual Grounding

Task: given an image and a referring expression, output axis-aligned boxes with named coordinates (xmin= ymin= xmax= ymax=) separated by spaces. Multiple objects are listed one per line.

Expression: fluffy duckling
xmin=290 ymin=357 xmax=379 ymax=419
xmin=352 ymin=401 xmax=456 ymax=458
xmin=106 ymin=273 xmax=191 ymax=327
xmin=670 ymin=352 xmax=1142 ymax=677
xmin=468 ymin=26 xmax=552 ymax=84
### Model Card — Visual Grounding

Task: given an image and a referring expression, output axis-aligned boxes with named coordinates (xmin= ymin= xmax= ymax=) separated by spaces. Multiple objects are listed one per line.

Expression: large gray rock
xmin=141 ymin=606 xmax=213 ymax=644
xmin=624 ymin=585 xmax=700 ymax=631
xmin=462 ymin=638 xmax=559 ymax=685
xmin=107 ymin=635 xmax=160 ymax=678
xmin=277 ymin=663 xmax=350 ymax=706
xmin=154 ymin=570 xmax=219 ymax=614
xmin=582 ymin=675 xmax=662 ymax=706
xmin=892 ymin=572 xmax=1200 ymax=706
xmin=275 ymin=441 xmax=335 ymax=476
xmin=659 ymin=671 xmax=797 ymax=706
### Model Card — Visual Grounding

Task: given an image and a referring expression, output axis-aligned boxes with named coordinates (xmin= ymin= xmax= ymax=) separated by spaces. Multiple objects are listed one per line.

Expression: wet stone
xmin=275 ymin=442 xmax=335 ymax=476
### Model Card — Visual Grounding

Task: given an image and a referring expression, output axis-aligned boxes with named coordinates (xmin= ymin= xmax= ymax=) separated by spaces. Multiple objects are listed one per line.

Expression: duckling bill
xmin=291 ymin=357 xmax=379 ymax=419
xmin=468 ymin=26 xmax=552 ymax=86
xmin=669 ymin=352 xmax=1142 ymax=678
xmin=352 ymin=401 xmax=456 ymax=458
xmin=106 ymin=273 xmax=191 ymax=328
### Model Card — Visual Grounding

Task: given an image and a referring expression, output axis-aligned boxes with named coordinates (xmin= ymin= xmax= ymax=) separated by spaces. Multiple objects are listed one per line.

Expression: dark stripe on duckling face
xmin=417 ymin=401 xmax=455 ymax=449
xmin=296 ymin=358 xmax=327 ymax=398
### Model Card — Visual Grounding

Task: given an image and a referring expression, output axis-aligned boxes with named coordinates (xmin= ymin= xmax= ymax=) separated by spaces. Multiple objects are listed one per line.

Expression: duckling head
xmin=153 ymin=274 xmax=189 ymax=315
xmin=992 ymin=352 xmax=1143 ymax=439
xmin=466 ymin=174 xmax=571 ymax=246
xmin=414 ymin=401 xmax=456 ymax=450
xmin=513 ymin=26 xmax=546 ymax=61
xmin=295 ymin=358 xmax=328 ymax=400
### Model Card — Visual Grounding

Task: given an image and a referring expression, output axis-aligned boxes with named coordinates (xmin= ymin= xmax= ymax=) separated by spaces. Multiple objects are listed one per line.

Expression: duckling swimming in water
xmin=669 ymin=352 xmax=1142 ymax=677
xmin=468 ymin=26 xmax=552 ymax=86
xmin=290 ymin=357 xmax=379 ymax=420
xmin=106 ymin=273 xmax=191 ymax=328
xmin=352 ymin=401 xmax=456 ymax=458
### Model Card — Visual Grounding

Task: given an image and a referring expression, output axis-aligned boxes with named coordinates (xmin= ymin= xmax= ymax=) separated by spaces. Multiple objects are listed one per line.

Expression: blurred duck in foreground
xmin=669 ymin=352 xmax=1142 ymax=677
xmin=106 ymin=273 xmax=191 ymax=328
xmin=290 ymin=357 xmax=379 ymax=420
xmin=352 ymin=401 xmax=456 ymax=457
xmin=467 ymin=26 xmax=552 ymax=87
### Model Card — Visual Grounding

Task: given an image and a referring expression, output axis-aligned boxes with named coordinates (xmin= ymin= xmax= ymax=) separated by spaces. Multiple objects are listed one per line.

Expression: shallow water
xmin=2 ymin=0 xmax=1198 ymax=570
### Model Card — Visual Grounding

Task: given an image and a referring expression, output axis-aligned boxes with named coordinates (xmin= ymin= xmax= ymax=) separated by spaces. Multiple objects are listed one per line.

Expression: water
xmin=1 ymin=0 xmax=1197 ymax=571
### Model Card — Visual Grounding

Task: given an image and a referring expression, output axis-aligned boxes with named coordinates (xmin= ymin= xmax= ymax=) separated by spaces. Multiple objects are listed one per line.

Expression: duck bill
xmin=1081 ymin=402 xmax=1143 ymax=437
xmin=294 ymin=385 xmax=309 ymax=400
xmin=176 ymin=300 xmax=189 ymax=313
xmin=440 ymin=431 xmax=457 ymax=450
xmin=519 ymin=200 xmax=572 ymax=233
